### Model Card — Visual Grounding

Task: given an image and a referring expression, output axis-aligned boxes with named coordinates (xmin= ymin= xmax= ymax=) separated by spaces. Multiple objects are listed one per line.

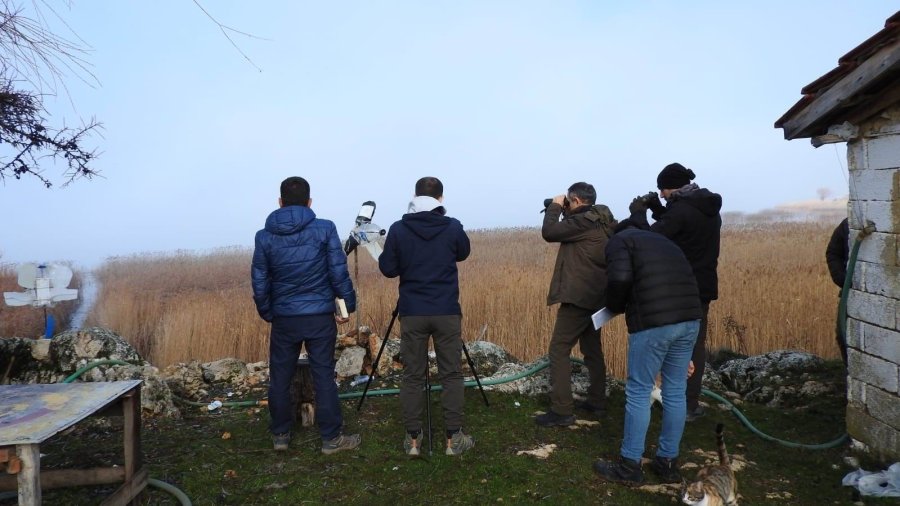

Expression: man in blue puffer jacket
xmin=252 ymin=176 xmax=360 ymax=454
xmin=378 ymin=176 xmax=474 ymax=457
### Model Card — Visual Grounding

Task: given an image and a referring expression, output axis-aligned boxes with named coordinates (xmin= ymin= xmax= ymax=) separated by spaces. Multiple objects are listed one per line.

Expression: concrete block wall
xmin=845 ymin=114 xmax=900 ymax=463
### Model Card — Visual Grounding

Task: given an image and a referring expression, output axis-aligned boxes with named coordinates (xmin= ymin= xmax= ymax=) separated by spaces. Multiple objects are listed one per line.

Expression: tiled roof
xmin=775 ymin=11 xmax=900 ymax=139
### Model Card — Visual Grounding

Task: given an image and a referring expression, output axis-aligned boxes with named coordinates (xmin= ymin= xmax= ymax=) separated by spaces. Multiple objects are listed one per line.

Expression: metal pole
xmin=425 ymin=363 xmax=433 ymax=456
xmin=354 ymin=249 xmax=360 ymax=336
xmin=462 ymin=341 xmax=490 ymax=407
xmin=356 ymin=305 xmax=399 ymax=411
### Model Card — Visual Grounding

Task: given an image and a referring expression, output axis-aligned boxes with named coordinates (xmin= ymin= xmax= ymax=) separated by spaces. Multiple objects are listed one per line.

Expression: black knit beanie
xmin=656 ymin=163 xmax=696 ymax=190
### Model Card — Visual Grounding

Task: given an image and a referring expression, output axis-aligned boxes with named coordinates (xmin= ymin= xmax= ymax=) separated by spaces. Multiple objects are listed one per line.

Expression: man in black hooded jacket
xmin=379 ymin=176 xmax=474 ymax=457
xmin=629 ymin=162 xmax=722 ymax=421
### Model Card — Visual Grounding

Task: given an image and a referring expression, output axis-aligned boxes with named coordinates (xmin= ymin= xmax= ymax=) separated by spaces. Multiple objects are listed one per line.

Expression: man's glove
xmin=629 ymin=196 xmax=648 ymax=215
xmin=646 ymin=193 xmax=665 ymax=214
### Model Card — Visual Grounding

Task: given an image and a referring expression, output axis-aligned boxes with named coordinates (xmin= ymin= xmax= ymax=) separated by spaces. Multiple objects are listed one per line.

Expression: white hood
xmin=408 ymin=196 xmax=443 ymax=214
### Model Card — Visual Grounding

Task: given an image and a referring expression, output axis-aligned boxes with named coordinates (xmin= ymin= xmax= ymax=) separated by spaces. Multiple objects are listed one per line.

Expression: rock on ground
xmin=51 ymin=327 xmax=145 ymax=372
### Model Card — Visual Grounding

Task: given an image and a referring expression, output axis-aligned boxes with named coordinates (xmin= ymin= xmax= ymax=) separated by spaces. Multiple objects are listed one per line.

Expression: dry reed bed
xmin=83 ymin=222 xmax=839 ymax=377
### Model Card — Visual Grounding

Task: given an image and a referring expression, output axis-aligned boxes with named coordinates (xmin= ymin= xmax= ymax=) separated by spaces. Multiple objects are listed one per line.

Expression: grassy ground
xmin=4 ymin=366 xmax=891 ymax=506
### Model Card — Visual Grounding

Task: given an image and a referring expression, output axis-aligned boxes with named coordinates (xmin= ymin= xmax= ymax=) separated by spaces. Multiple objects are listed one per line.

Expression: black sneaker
xmin=534 ymin=410 xmax=576 ymax=427
xmin=685 ymin=405 xmax=705 ymax=422
xmin=593 ymin=456 xmax=643 ymax=485
xmin=575 ymin=400 xmax=607 ymax=417
xmin=648 ymin=455 xmax=681 ymax=483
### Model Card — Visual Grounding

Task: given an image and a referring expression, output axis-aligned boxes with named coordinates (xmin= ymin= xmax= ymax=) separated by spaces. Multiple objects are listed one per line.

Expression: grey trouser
xmin=549 ymin=303 xmax=607 ymax=416
xmin=399 ymin=315 xmax=464 ymax=432
xmin=686 ymin=301 xmax=710 ymax=411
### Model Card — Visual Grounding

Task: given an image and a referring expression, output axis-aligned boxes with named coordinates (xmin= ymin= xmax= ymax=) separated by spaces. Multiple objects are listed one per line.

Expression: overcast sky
xmin=0 ymin=2 xmax=892 ymax=268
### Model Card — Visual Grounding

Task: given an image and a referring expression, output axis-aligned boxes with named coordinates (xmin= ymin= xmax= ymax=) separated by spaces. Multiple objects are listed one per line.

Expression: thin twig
xmin=191 ymin=0 xmax=264 ymax=72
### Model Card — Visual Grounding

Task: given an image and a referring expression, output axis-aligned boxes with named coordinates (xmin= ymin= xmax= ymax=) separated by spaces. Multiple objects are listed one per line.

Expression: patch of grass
xmin=9 ymin=376 xmax=892 ymax=505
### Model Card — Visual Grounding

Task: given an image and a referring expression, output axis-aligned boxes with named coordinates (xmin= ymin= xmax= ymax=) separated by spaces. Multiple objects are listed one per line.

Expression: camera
xmin=543 ymin=197 xmax=569 ymax=209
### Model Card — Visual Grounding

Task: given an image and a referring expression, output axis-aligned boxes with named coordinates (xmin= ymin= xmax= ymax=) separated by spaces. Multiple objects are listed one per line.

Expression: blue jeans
xmin=620 ymin=320 xmax=700 ymax=461
xmin=269 ymin=314 xmax=342 ymax=440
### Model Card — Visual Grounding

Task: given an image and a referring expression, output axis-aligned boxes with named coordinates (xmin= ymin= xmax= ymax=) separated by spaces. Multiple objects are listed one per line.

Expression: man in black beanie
xmin=628 ymin=163 xmax=722 ymax=422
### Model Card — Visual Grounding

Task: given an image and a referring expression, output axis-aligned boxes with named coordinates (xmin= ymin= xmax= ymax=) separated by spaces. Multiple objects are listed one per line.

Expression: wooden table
xmin=0 ymin=381 xmax=145 ymax=505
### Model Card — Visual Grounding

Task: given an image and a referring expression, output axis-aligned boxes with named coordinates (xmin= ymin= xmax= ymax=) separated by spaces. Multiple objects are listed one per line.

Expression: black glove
xmin=629 ymin=196 xmax=648 ymax=215
xmin=343 ymin=235 xmax=359 ymax=255
xmin=646 ymin=193 xmax=665 ymax=214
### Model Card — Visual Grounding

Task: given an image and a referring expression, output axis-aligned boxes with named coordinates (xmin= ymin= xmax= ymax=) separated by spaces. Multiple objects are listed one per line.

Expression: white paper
xmin=591 ymin=307 xmax=615 ymax=330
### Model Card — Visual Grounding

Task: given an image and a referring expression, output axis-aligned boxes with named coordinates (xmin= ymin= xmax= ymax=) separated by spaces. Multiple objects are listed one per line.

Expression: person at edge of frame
xmin=826 ymin=217 xmax=850 ymax=365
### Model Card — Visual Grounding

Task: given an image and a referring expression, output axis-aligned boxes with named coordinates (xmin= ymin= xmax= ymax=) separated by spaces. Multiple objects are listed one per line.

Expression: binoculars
xmin=636 ymin=192 xmax=658 ymax=205
xmin=543 ymin=197 xmax=569 ymax=209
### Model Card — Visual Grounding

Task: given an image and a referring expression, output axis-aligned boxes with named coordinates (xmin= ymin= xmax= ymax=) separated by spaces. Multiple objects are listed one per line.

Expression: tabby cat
xmin=682 ymin=423 xmax=738 ymax=506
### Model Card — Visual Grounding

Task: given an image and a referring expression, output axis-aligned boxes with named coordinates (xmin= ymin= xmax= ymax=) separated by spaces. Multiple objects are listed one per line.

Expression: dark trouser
xmin=268 ymin=313 xmax=342 ymax=440
xmin=686 ymin=301 xmax=710 ymax=412
xmin=549 ymin=303 xmax=606 ymax=416
xmin=399 ymin=315 xmax=464 ymax=433
xmin=835 ymin=305 xmax=848 ymax=365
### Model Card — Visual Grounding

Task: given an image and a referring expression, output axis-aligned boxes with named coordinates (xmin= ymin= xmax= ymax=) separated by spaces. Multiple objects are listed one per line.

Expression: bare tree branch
xmin=191 ymin=0 xmax=264 ymax=72
xmin=0 ymin=1 xmax=100 ymax=188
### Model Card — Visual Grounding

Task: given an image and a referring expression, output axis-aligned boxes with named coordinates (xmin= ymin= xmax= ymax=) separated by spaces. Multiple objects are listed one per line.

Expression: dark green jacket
xmin=542 ymin=204 xmax=617 ymax=310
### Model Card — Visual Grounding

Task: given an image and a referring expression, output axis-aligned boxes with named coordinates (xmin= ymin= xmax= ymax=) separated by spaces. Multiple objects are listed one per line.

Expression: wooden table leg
xmin=122 ymin=389 xmax=141 ymax=485
xmin=15 ymin=444 xmax=40 ymax=506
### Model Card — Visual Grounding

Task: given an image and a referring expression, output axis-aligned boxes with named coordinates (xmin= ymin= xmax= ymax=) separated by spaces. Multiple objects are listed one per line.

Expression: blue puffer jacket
xmin=378 ymin=210 xmax=470 ymax=316
xmin=251 ymin=205 xmax=356 ymax=321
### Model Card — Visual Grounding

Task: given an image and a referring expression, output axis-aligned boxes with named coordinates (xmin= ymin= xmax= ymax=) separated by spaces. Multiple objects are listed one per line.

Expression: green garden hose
xmin=62 ymin=359 xmax=133 ymax=383
xmin=700 ymin=389 xmax=848 ymax=450
xmin=148 ymin=478 xmax=192 ymax=506
xmin=838 ymin=227 xmax=871 ymax=344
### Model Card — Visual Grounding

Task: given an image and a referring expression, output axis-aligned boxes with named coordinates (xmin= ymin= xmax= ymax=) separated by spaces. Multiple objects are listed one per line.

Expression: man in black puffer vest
xmin=593 ymin=221 xmax=701 ymax=486
xmin=629 ymin=162 xmax=722 ymax=422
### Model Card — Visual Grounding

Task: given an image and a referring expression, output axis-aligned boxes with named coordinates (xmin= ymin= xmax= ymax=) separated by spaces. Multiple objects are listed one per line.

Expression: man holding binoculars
xmin=628 ymin=163 xmax=722 ymax=422
xmin=535 ymin=182 xmax=617 ymax=427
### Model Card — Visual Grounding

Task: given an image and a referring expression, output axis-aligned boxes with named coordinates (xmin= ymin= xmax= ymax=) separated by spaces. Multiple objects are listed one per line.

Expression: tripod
xmin=356 ymin=305 xmax=491 ymax=455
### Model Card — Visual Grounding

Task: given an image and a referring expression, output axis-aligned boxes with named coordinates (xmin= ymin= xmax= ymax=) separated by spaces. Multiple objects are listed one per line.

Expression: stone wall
xmin=845 ymin=104 xmax=900 ymax=462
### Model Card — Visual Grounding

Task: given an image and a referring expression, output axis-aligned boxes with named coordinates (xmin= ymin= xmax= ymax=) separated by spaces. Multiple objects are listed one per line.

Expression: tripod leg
xmin=353 ymin=249 xmax=360 ymax=336
xmin=425 ymin=363 xmax=433 ymax=456
xmin=462 ymin=341 xmax=490 ymax=407
xmin=356 ymin=306 xmax=399 ymax=411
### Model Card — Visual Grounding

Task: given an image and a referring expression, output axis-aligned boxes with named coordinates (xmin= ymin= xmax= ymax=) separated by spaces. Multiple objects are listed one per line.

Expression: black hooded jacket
xmin=605 ymin=226 xmax=702 ymax=333
xmin=633 ymin=187 xmax=722 ymax=301
xmin=378 ymin=210 xmax=470 ymax=316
